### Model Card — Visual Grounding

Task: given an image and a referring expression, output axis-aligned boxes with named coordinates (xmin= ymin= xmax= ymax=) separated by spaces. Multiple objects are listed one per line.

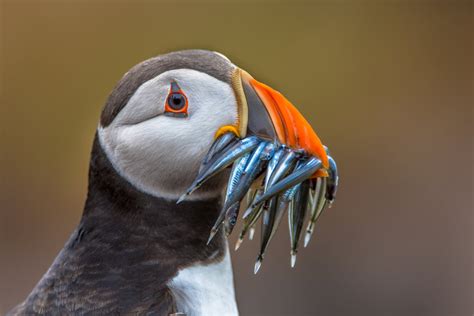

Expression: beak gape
xmin=178 ymin=68 xmax=339 ymax=273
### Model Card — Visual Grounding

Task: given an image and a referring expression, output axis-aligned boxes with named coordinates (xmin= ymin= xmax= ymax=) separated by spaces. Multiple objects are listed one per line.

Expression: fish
xmin=235 ymin=190 xmax=263 ymax=250
xmin=264 ymin=146 xmax=285 ymax=189
xmin=239 ymin=148 xmax=295 ymax=237
xmin=220 ymin=142 xmax=274 ymax=237
xmin=177 ymin=136 xmax=261 ymax=203
xmin=224 ymin=142 xmax=272 ymax=209
xmin=254 ymin=196 xmax=279 ymax=274
xmin=265 ymin=149 xmax=297 ymax=192
xmin=209 ymin=142 xmax=275 ymax=243
xmin=304 ymin=177 xmax=328 ymax=247
xmin=266 ymin=183 xmax=301 ymax=244
xmin=202 ymin=132 xmax=238 ymax=166
xmin=206 ymin=153 xmax=251 ymax=244
xmin=325 ymin=155 xmax=339 ymax=206
xmin=180 ymin=133 xmax=339 ymax=272
xmin=304 ymin=148 xmax=338 ymax=247
xmin=223 ymin=201 xmax=241 ymax=237
xmin=252 ymin=157 xmax=323 ymax=208
xmin=288 ymin=180 xmax=310 ymax=267
xmin=225 ymin=153 xmax=252 ymax=204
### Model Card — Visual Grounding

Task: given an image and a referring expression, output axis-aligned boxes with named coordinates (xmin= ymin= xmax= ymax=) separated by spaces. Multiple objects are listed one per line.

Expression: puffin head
xmin=98 ymin=49 xmax=327 ymax=201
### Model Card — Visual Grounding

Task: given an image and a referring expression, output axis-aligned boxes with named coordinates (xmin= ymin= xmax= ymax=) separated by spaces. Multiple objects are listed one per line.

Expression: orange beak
xmin=233 ymin=69 xmax=329 ymax=173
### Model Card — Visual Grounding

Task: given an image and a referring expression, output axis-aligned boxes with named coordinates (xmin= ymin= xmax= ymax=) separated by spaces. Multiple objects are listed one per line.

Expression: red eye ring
xmin=165 ymin=81 xmax=188 ymax=118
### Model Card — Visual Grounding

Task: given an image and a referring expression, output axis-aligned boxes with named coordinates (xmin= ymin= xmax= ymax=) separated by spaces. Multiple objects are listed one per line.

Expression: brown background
xmin=0 ymin=1 xmax=472 ymax=315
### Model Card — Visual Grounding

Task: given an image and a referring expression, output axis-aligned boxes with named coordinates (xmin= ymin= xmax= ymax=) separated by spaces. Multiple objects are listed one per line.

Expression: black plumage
xmin=9 ymin=136 xmax=226 ymax=315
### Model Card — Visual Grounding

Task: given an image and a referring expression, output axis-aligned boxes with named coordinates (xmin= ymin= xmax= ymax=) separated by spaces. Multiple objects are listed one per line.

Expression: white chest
xmin=168 ymin=245 xmax=239 ymax=316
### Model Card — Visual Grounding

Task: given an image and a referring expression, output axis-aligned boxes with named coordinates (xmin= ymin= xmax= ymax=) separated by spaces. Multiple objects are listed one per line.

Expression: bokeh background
xmin=1 ymin=1 xmax=472 ymax=315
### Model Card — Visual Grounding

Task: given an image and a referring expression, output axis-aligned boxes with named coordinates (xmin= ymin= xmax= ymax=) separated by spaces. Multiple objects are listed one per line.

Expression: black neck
xmin=20 ymin=135 xmax=227 ymax=314
xmin=81 ymin=134 xmax=226 ymax=266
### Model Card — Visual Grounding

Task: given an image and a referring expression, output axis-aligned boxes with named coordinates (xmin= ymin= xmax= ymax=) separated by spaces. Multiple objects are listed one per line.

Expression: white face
xmin=98 ymin=68 xmax=239 ymax=200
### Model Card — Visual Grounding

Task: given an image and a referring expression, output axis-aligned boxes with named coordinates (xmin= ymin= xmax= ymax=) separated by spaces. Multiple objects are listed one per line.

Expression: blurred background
xmin=0 ymin=1 xmax=472 ymax=315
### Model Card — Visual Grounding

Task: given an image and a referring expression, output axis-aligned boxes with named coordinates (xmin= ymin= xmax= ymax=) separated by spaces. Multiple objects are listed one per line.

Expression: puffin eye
xmin=164 ymin=81 xmax=188 ymax=117
xmin=167 ymin=93 xmax=186 ymax=110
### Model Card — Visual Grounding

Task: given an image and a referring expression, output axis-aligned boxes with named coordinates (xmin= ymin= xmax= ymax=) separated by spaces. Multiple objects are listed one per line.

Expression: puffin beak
xmin=233 ymin=68 xmax=329 ymax=170
xmin=182 ymin=66 xmax=339 ymax=268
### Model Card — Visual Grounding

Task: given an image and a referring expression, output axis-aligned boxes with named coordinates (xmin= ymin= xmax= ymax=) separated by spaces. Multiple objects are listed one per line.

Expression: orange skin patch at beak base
xmin=249 ymin=79 xmax=329 ymax=170
xmin=215 ymin=125 xmax=240 ymax=139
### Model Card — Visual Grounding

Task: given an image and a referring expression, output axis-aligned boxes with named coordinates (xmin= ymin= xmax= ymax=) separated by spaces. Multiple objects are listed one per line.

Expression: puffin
xmin=9 ymin=49 xmax=337 ymax=316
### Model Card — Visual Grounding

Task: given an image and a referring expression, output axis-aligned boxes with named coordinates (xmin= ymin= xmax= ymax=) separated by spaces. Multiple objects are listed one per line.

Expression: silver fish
xmin=223 ymin=201 xmax=241 ymax=236
xmin=221 ymin=142 xmax=274 ymax=237
xmin=325 ymin=155 xmax=339 ymax=206
xmin=206 ymin=153 xmax=251 ymax=244
xmin=177 ymin=136 xmax=261 ymax=203
xmin=245 ymin=187 xmax=254 ymax=208
xmin=209 ymin=142 xmax=275 ymax=243
xmin=265 ymin=149 xmax=297 ymax=192
xmin=235 ymin=189 xmax=263 ymax=250
xmin=254 ymin=196 xmax=279 ymax=274
xmin=239 ymin=151 xmax=302 ymax=253
xmin=243 ymin=184 xmax=264 ymax=219
xmin=225 ymin=153 xmax=252 ymax=204
xmin=241 ymin=147 xmax=291 ymax=225
xmin=224 ymin=142 xmax=273 ymax=208
xmin=202 ymin=132 xmax=238 ymax=166
xmin=304 ymin=177 xmax=328 ymax=247
xmin=303 ymin=148 xmax=336 ymax=247
xmin=266 ymin=183 xmax=301 ymax=244
xmin=191 ymin=133 xmax=339 ymax=272
xmin=264 ymin=146 xmax=286 ymax=190
xmin=252 ymin=157 xmax=322 ymax=208
xmin=288 ymin=180 xmax=310 ymax=267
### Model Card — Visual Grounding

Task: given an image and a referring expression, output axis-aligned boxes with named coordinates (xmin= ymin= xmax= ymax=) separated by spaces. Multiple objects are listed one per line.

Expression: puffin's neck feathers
xmin=83 ymin=133 xmax=226 ymax=265
xmin=14 ymin=134 xmax=228 ymax=315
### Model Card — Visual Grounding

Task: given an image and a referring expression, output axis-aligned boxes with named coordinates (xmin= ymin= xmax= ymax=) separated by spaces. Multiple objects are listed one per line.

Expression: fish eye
xmin=167 ymin=93 xmax=186 ymax=110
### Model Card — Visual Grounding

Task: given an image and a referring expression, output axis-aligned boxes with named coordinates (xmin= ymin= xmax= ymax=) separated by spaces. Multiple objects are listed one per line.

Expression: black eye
xmin=167 ymin=93 xmax=186 ymax=110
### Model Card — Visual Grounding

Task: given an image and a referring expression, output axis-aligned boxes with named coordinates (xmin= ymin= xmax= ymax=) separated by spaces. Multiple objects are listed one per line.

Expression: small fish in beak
xmin=201 ymin=132 xmax=238 ymax=167
xmin=206 ymin=152 xmax=252 ymax=244
xmin=235 ymin=185 xmax=268 ymax=250
xmin=251 ymin=156 xmax=322 ymax=208
xmin=177 ymin=135 xmax=260 ymax=204
xmin=326 ymin=155 xmax=339 ymax=205
xmin=180 ymin=68 xmax=340 ymax=272
xmin=254 ymin=196 xmax=279 ymax=274
xmin=288 ymin=179 xmax=311 ymax=268
xmin=304 ymin=177 xmax=328 ymax=247
xmin=222 ymin=142 xmax=275 ymax=236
